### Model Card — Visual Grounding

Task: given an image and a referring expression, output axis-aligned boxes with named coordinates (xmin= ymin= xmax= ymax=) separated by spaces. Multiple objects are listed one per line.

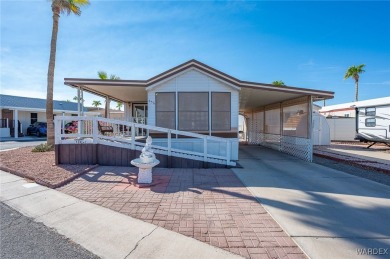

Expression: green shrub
xmin=32 ymin=143 xmax=53 ymax=152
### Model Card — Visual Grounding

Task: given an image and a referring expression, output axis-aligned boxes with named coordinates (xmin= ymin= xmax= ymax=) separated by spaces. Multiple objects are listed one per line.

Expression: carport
xmin=239 ymin=82 xmax=333 ymax=161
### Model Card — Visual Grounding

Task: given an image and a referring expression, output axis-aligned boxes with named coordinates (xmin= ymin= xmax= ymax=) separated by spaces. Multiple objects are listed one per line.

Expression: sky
xmin=1 ymin=0 xmax=390 ymax=108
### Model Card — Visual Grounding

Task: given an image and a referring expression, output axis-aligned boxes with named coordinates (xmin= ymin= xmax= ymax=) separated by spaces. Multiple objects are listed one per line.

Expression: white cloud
xmin=298 ymin=60 xmax=315 ymax=69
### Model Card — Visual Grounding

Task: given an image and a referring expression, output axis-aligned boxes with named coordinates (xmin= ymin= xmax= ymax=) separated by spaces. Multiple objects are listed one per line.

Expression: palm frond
xmin=272 ymin=80 xmax=285 ymax=86
xmin=52 ymin=0 xmax=89 ymax=16
xmin=110 ymin=74 xmax=121 ymax=80
xmin=98 ymin=71 xmax=108 ymax=80
xmin=344 ymin=64 xmax=365 ymax=80
xmin=92 ymin=100 xmax=102 ymax=107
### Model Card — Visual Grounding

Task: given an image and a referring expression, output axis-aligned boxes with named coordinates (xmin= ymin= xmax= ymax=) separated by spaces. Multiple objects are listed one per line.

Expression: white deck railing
xmin=54 ymin=116 xmax=236 ymax=166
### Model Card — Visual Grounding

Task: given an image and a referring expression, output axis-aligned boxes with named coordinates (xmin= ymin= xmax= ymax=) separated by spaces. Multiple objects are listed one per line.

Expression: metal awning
xmin=65 ymin=79 xmax=147 ymax=103
xmin=64 ymin=59 xmax=334 ymax=111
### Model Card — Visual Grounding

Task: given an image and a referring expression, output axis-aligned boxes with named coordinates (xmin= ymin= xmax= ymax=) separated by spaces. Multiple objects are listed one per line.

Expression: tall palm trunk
xmin=355 ymin=79 xmax=359 ymax=102
xmin=46 ymin=8 xmax=60 ymax=147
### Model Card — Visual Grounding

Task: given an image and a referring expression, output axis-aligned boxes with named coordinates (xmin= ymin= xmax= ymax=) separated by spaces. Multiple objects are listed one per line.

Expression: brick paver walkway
xmin=59 ymin=166 xmax=305 ymax=259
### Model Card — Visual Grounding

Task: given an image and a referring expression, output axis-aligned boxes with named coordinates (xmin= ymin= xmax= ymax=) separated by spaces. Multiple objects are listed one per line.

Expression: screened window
xmin=365 ymin=107 xmax=376 ymax=116
xmin=282 ymin=103 xmax=308 ymax=138
xmin=212 ymin=92 xmax=231 ymax=131
xmin=253 ymin=111 xmax=264 ymax=133
xmin=179 ymin=92 xmax=208 ymax=131
xmin=155 ymin=92 xmax=175 ymax=129
xmin=30 ymin=113 xmax=37 ymax=125
xmin=365 ymin=118 xmax=376 ymax=127
xmin=265 ymin=108 xmax=280 ymax=134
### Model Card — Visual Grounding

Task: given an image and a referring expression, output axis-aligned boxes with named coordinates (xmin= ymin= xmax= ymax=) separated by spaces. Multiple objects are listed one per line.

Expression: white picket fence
xmin=54 ymin=116 xmax=236 ymax=166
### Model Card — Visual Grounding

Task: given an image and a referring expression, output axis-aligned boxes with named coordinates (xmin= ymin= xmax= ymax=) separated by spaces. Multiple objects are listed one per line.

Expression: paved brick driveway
xmin=59 ymin=166 xmax=305 ymax=259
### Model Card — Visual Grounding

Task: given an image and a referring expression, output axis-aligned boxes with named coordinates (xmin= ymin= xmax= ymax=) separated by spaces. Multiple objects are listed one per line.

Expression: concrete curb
xmin=313 ymin=152 xmax=390 ymax=174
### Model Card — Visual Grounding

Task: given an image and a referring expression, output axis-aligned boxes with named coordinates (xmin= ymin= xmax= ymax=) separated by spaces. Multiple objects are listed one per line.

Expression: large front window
xmin=212 ymin=92 xmax=231 ymax=131
xmin=155 ymin=91 xmax=232 ymax=133
xmin=155 ymin=93 xmax=175 ymax=129
xmin=178 ymin=92 xmax=209 ymax=131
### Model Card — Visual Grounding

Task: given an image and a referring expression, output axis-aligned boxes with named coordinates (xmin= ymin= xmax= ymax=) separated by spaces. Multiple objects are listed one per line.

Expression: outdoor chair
xmin=98 ymin=122 xmax=114 ymax=135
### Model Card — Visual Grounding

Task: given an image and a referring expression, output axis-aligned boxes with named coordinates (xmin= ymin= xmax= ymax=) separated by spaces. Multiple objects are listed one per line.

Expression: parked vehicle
xmin=354 ymin=97 xmax=390 ymax=147
xmin=27 ymin=122 xmax=47 ymax=137
xmin=64 ymin=121 xmax=78 ymax=134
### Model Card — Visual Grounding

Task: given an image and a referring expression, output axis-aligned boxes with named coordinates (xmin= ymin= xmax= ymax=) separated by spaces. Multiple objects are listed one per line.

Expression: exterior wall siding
xmin=148 ymin=68 xmax=239 ymax=130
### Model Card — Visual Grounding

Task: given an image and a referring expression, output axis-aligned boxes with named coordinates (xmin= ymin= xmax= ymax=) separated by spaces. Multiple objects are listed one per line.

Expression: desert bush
xmin=32 ymin=143 xmax=53 ymax=152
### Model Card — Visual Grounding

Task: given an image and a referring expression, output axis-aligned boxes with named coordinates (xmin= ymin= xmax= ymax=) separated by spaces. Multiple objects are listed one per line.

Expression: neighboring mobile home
xmin=319 ymin=97 xmax=390 ymax=142
xmin=354 ymin=97 xmax=390 ymax=146
xmin=0 ymin=94 xmax=94 ymax=138
xmin=60 ymin=60 xmax=334 ymax=167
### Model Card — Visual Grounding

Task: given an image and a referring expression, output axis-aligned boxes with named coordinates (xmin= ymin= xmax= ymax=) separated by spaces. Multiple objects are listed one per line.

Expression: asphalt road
xmin=0 ymin=202 xmax=99 ymax=259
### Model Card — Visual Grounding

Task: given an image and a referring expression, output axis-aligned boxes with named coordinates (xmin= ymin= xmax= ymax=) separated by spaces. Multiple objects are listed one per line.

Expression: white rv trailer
xmin=353 ymin=97 xmax=390 ymax=147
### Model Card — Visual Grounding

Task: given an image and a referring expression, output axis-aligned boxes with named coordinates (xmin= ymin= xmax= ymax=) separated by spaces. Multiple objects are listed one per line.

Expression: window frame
xmin=365 ymin=107 xmax=376 ymax=116
xmin=155 ymin=92 xmax=176 ymax=130
xmin=365 ymin=118 xmax=376 ymax=127
xmin=211 ymin=92 xmax=231 ymax=131
xmin=178 ymin=92 xmax=209 ymax=132
xmin=30 ymin=113 xmax=38 ymax=125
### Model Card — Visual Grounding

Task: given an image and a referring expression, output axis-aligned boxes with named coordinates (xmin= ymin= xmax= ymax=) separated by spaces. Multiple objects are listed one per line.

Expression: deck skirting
xmin=55 ymin=144 xmax=227 ymax=168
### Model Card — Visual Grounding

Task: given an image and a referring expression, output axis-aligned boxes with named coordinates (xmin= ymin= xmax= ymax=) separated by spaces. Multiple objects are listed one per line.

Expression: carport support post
xmin=308 ymin=96 xmax=313 ymax=162
xmin=105 ymin=97 xmax=110 ymax=119
xmin=79 ymin=88 xmax=85 ymax=135
xmin=14 ymin=109 xmax=18 ymax=139
xmin=80 ymin=89 xmax=84 ymax=116
xmin=77 ymin=86 xmax=81 ymax=135
xmin=77 ymin=87 xmax=81 ymax=116
xmin=280 ymin=103 xmax=283 ymax=151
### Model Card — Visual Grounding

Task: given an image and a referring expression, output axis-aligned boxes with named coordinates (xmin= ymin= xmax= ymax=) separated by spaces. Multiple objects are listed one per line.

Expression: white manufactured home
xmin=57 ymin=60 xmax=334 ymax=167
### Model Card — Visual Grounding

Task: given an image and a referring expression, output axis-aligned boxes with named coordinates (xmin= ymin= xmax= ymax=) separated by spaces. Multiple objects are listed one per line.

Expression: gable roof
xmin=64 ymin=59 xmax=334 ymax=110
xmin=0 ymin=94 xmax=88 ymax=112
xmin=66 ymin=59 xmax=333 ymax=96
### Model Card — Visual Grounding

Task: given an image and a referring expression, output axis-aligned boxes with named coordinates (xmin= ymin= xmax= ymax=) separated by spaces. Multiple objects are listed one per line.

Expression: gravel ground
xmin=313 ymin=156 xmax=390 ymax=186
xmin=0 ymin=147 xmax=95 ymax=187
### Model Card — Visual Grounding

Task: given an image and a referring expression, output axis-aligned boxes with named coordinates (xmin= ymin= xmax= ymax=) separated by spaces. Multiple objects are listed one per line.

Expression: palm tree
xmin=110 ymin=74 xmax=120 ymax=80
xmin=92 ymin=100 xmax=102 ymax=110
xmin=46 ymin=0 xmax=89 ymax=147
xmin=344 ymin=64 xmax=365 ymax=101
xmin=116 ymin=102 xmax=123 ymax=111
xmin=272 ymin=80 xmax=285 ymax=86
xmin=98 ymin=71 xmax=120 ymax=80
xmin=73 ymin=96 xmax=84 ymax=102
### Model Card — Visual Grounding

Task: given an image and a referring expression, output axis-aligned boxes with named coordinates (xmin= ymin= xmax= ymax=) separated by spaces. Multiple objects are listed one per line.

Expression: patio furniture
xmin=98 ymin=122 xmax=114 ymax=135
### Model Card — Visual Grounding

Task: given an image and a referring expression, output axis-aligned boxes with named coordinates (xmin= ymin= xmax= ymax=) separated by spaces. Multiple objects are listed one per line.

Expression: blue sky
xmin=1 ymin=1 xmax=389 ymax=107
